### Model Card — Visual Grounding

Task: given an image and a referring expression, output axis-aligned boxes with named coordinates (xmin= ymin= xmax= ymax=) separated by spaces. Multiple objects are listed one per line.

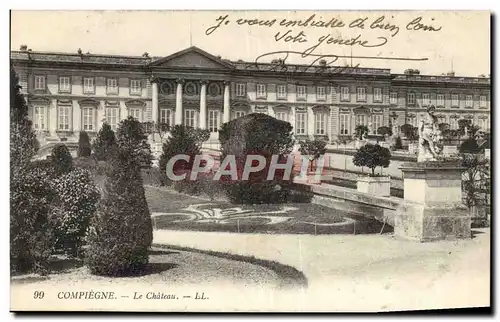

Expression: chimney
xmin=447 ymin=71 xmax=455 ymax=77
xmin=319 ymin=59 xmax=327 ymax=66
xmin=142 ymin=52 xmax=149 ymax=58
xmin=77 ymin=48 xmax=82 ymax=55
xmin=19 ymin=44 xmax=28 ymax=51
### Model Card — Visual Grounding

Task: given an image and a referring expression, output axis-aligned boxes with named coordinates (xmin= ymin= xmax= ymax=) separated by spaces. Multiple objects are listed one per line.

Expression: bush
xmin=159 ymin=125 xmax=209 ymax=186
xmin=92 ymin=123 xmax=117 ymax=161
xmin=51 ymin=143 xmax=73 ymax=176
xmin=393 ymin=136 xmax=403 ymax=150
xmin=354 ymin=125 xmax=369 ymax=140
xmin=377 ymin=126 xmax=392 ymax=136
xmin=353 ymin=143 xmax=391 ymax=176
xmin=219 ymin=113 xmax=294 ymax=204
xmin=400 ymin=124 xmax=418 ymax=142
xmin=116 ymin=116 xmax=153 ymax=169
xmin=52 ymin=168 xmax=100 ymax=257
xmin=85 ymin=148 xmax=153 ymax=277
xmin=10 ymin=165 xmax=56 ymax=274
xmin=78 ymin=131 xmax=92 ymax=157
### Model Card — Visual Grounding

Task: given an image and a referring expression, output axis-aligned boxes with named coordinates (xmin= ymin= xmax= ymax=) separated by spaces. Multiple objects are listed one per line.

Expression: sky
xmin=10 ymin=10 xmax=490 ymax=76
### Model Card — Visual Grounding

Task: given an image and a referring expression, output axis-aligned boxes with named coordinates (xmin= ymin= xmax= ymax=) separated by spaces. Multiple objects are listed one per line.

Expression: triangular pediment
xmin=150 ymin=46 xmax=234 ymax=70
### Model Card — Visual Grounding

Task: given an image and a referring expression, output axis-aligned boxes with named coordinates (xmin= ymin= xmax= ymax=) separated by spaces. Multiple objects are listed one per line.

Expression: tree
xmin=51 ymin=143 xmax=73 ymax=176
xmin=85 ymin=148 xmax=153 ymax=276
xmin=393 ymin=136 xmax=403 ymax=150
xmin=159 ymin=125 xmax=210 ymax=185
xmin=352 ymin=144 xmax=391 ymax=176
xmin=461 ymin=153 xmax=490 ymax=224
xmin=77 ymin=131 xmax=92 ymax=157
xmin=116 ymin=116 xmax=153 ymax=169
xmin=354 ymin=125 xmax=369 ymax=140
xmin=219 ymin=113 xmax=294 ymax=204
xmin=298 ymin=138 xmax=327 ymax=172
xmin=377 ymin=126 xmax=392 ymax=136
xmin=92 ymin=123 xmax=117 ymax=161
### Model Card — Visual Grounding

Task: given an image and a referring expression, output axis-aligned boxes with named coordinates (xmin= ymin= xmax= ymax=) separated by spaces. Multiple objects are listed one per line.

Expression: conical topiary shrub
xmin=84 ymin=147 xmax=153 ymax=276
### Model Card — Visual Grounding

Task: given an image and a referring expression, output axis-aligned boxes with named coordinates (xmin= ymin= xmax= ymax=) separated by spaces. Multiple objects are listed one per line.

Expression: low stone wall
xmin=295 ymin=182 xmax=401 ymax=227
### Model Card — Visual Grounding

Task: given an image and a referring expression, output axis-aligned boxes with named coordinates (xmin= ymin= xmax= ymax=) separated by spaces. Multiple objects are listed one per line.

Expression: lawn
xmin=146 ymin=186 xmax=390 ymax=235
xmin=11 ymin=247 xmax=287 ymax=289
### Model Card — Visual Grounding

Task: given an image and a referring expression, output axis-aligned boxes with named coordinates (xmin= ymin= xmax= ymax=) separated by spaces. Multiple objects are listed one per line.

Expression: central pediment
xmin=150 ymin=46 xmax=234 ymax=70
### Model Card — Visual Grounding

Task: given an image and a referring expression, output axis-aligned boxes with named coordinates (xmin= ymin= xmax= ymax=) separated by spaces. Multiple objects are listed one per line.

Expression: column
xmin=223 ymin=81 xmax=230 ymax=123
xmin=199 ymin=81 xmax=208 ymax=129
xmin=97 ymin=101 xmax=105 ymax=131
xmin=289 ymin=107 xmax=296 ymax=137
xmin=175 ymin=79 xmax=184 ymax=125
xmin=151 ymin=78 xmax=159 ymax=123
xmin=307 ymin=106 xmax=315 ymax=137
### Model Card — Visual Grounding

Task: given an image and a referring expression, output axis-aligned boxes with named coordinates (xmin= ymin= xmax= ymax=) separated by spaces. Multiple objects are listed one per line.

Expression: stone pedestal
xmin=357 ymin=176 xmax=391 ymax=197
xmin=395 ymin=162 xmax=471 ymax=242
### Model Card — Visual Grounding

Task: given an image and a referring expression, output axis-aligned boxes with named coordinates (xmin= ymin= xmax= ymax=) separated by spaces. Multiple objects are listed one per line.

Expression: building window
xmin=236 ymin=83 xmax=246 ymax=97
xmin=373 ymin=88 xmax=382 ymax=103
xmin=295 ymin=112 xmax=307 ymax=135
xmin=107 ymin=78 xmax=118 ymax=94
xmin=389 ymin=92 xmax=397 ymax=104
xmin=275 ymin=111 xmax=288 ymax=122
xmin=208 ymin=110 xmax=220 ymax=132
xmin=316 ymin=86 xmax=326 ymax=101
xmin=34 ymin=75 xmax=45 ymax=90
xmin=356 ymin=114 xmax=367 ymax=126
xmin=58 ymin=105 xmax=70 ymax=131
xmin=184 ymin=109 xmax=197 ymax=128
xmin=479 ymin=96 xmax=487 ymax=108
xmin=59 ymin=76 xmax=71 ymax=93
xmin=340 ymin=86 xmax=350 ymax=101
xmin=315 ymin=113 xmax=327 ymax=135
xmin=256 ymin=84 xmax=267 ymax=98
xmin=422 ymin=93 xmax=430 ymax=106
xmin=130 ymin=80 xmax=142 ymax=95
xmin=465 ymin=95 xmax=473 ymax=107
xmin=407 ymin=92 xmax=416 ymax=105
xmin=437 ymin=94 xmax=445 ymax=107
xmin=477 ymin=118 xmax=489 ymax=130
xmin=451 ymin=94 xmax=459 ymax=107
xmin=232 ymin=111 xmax=246 ymax=120
xmin=106 ymin=107 xmax=119 ymax=131
xmin=297 ymin=85 xmax=307 ymax=100
xmin=277 ymin=85 xmax=287 ymax=99
xmin=33 ymin=106 xmax=45 ymax=130
xmin=356 ymin=87 xmax=366 ymax=102
xmin=129 ymin=108 xmax=141 ymax=121
xmin=160 ymin=108 xmax=173 ymax=126
xmin=371 ymin=114 xmax=383 ymax=134
xmin=339 ymin=114 xmax=350 ymax=135
xmin=450 ymin=118 xmax=459 ymax=130
xmin=83 ymin=77 xmax=95 ymax=94
xmin=82 ymin=107 xmax=95 ymax=131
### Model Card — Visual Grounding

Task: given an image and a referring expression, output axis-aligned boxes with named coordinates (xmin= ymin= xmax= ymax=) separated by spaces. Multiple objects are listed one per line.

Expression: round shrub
xmin=51 ymin=168 xmax=100 ymax=257
xmin=353 ymin=143 xmax=391 ymax=176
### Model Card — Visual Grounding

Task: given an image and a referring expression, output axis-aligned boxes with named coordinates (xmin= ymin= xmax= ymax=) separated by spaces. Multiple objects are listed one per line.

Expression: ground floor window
xmin=371 ymin=114 xmax=383 ymax=134
xmin=208 ymin=110 xmax=220 ymax=133
xmin=128 ymin=108 xmax=142 ymax=122
xmin=355 ymin=114 xmax=367 ymax=127
xmin=449 ymin=118 xmax=459 ymax=130
xmin=232 ymin=110 xmax=246 ymax=120
xmin=295 ymin=112 xmax=307 ymax=135
xmin=275 ymin=111 xmax=289 ymax=122
xmin=58 ymin=105 xmax=70 ymax=131
xmin=106 ymin=107 xmax=119 ymax=131
xmin=477 ymin=118 xmax=489 ymax=131
xmin=33 ymin=106 xmax=46 ymax=131
xmin=315 ymin=113 xmax=327 ymax=135
xmin=339 ymin=114 xmax=350 ymax=135
xmin=160 ymin=108 xmax=173 ymax=127
xmin=184 ymin=109 xmax=197 ymax=128
xmin=82 ymin=107 xmax=95 ymax=131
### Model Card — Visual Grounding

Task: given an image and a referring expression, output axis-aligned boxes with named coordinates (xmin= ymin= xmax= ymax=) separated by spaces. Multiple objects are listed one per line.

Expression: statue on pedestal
xmin=417 ymin=105 xmax=443 ymax=162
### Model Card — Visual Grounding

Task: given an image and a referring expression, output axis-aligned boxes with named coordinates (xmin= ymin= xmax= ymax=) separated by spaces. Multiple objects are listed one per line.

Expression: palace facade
xmin=11 ymin=45 xmax=491 ymax=155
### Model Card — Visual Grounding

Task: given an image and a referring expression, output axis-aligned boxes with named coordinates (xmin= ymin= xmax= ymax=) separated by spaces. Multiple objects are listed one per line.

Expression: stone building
xmin=10 ymin=45 xmax=491 ymax=155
